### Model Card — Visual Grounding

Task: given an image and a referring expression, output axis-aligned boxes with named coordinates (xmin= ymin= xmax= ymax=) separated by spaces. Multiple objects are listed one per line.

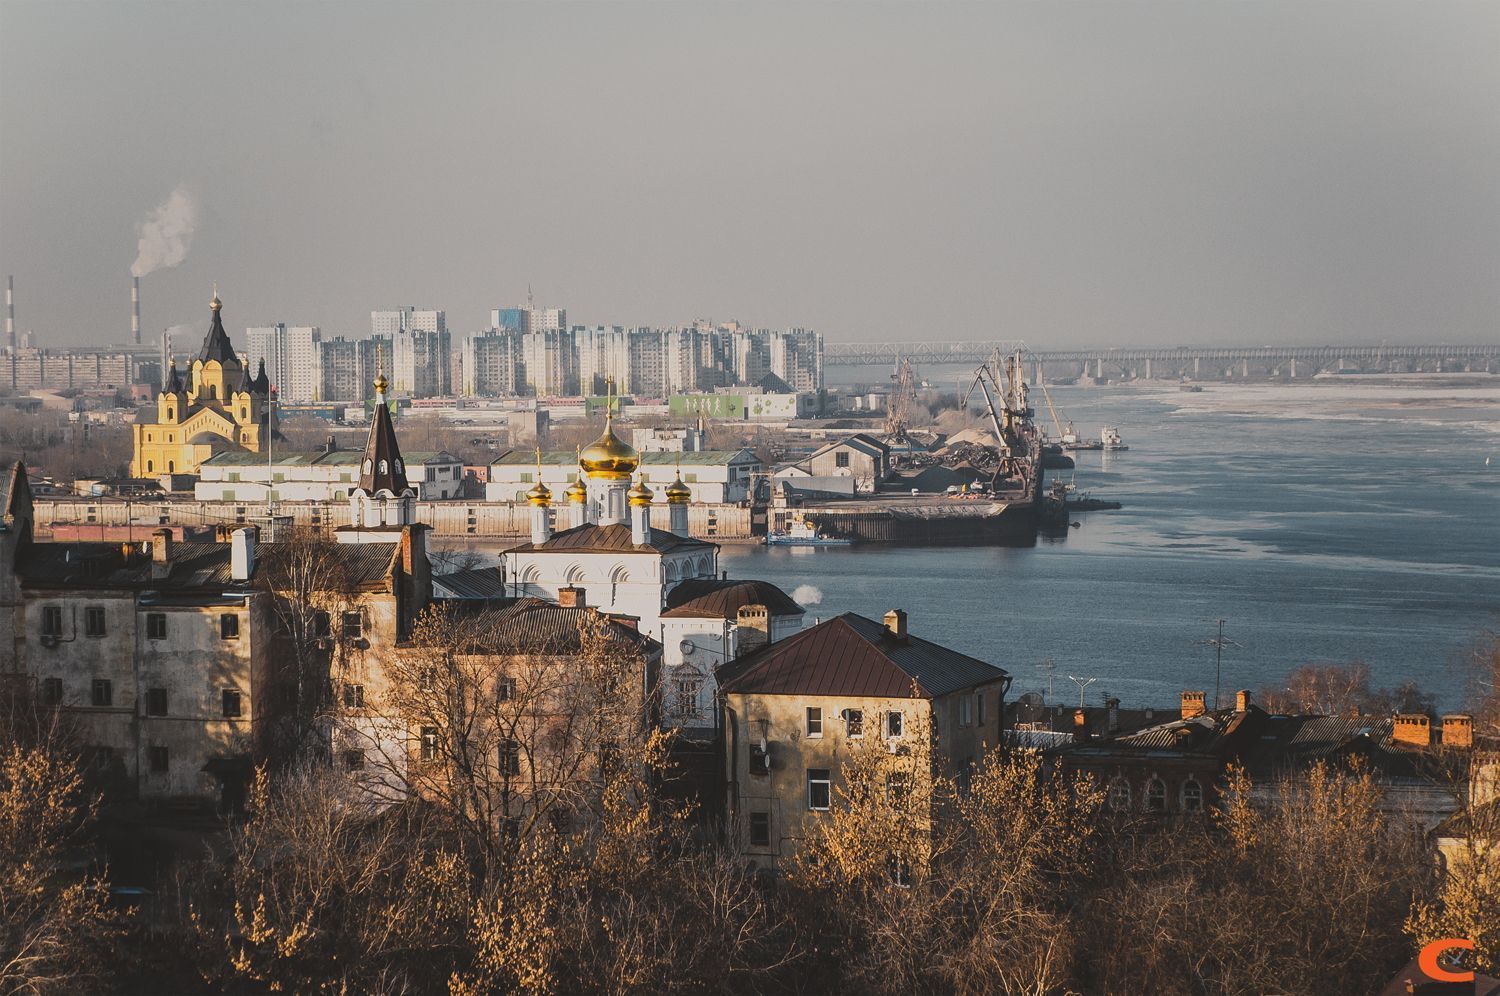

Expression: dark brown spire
xmin=197 ymin=291 xmax=238 ymax=364
xmin=357 ymin=376 xmax=411 ymax=496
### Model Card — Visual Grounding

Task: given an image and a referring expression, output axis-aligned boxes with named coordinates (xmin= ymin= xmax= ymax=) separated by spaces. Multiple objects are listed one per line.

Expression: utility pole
xmin=1199 ymin=619 xmax=1240 ymax=710
xmin=1036 ymin=658 xmax=1057 ymax=701
xmin=1067 ymin=674 xmax=1097 ymax=710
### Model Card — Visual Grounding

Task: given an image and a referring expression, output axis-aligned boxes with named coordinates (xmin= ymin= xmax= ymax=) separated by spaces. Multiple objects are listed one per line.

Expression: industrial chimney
xmin=5 ymin=275 xmax=14 ymax=391
xmin=131 ymin=276 xmax=141 ymax=345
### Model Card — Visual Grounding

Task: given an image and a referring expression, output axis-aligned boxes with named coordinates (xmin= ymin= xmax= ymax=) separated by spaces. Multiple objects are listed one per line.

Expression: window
xmin=342 ymin=611 xmax=364 ymax=640
xmin=1181 ymin=779 xmax=1204 ymax=812
xmin=146 ymin=687 xmax=168 ymax=716
xmin=886 ymin=711 xmax=904 ymax=739
xmin=85 ymin=607 xmax=106 ymax=637
xmin=749 ymin=812 xmax=771 ymax=848
xmin=343 ymin=749 xmax=364 ymax=771
xmin=805 ymin=706 xmax=823 ymax=738
xmin=220 ymin=613 xmax=240 ymax=640
xmin=496 ymin=677 xmax=516 ymax=702
xmin=149 ymin=746 xmax=169 ymax=773
xmin=886 ymin=772 xmax=911 ymax=808
xmin=146 ymin=613 xmax=167 ymax=640
xmin=222 ymin=689 xmax=243 ymax=719
xmin=41 ymin=678 xmax=63 ymax=707
xmin=499 ymin=740 xmax=521 ymax=777
xmin=343 ymin=684 xmax=365 ymax=710
xmin=41 ymin=605 xmax=63 ymax=637
xmin=959 ymin=695 xmax=973 ymax=727
xmin=835 ymin=450 xmax=850 ymax=468
xmin=957 ymin=758 xmax=974 ymax=799
xmin=1145 ymin=778 xmax=1168 ymax=813
xmin=313 ymin=611 xmax=331 ymax=639
xmin=420 ymin=726 xmax=440 ymax=762
xmin=807 ymin=768 xmax=831 ymax=811
xmin=844 ymin=708 xmax=864 ymax=738
xmin=89 ymin=746 xmax=114 ymax=772
xmin=1108 ymin=778 xmax=1131 ymax=812
xmin=91 ymin=679 xmax=113 ymax=708
xmin=976 ymin=690 xmax=986 ymax=726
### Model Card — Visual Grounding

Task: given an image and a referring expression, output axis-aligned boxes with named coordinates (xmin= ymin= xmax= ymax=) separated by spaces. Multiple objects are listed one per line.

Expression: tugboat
xmin=767 ymin=516 xmax=853 ymax=547
xmin=1101 ymin=426 xmax=1129 ymax=451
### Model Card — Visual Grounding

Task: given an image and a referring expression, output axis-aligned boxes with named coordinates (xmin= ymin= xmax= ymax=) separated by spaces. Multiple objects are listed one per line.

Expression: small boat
xmin=767 ymin=517 xmax=853 ymax=546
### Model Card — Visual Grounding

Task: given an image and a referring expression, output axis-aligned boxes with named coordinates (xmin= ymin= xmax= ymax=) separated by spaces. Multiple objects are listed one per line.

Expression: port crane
xmin=960 ymin=349 xmax=1038 ymax=495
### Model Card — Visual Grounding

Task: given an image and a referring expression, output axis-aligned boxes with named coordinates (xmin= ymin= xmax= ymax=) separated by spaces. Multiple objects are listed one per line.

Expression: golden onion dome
xmin=579 ymin=416 xmax=639 ymax=480
xmin=665 ymin=474 xmax=691 ymax=504
xmin=526 ymin=479 xmax=552 ymax=506
xmin=564 ymin=478 xmax=587 ymax=504
xmin=209 ymin=283 xmax=222 ymax=312
xmin=627 ymin=477 xmax=654 ymax=507
xmin=373 ymin=372 xmax=389 ymax=395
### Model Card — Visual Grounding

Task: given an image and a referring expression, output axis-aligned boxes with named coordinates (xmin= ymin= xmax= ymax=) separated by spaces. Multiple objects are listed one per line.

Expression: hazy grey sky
xmin=2 ymin=1 xmax=1497 ymax=349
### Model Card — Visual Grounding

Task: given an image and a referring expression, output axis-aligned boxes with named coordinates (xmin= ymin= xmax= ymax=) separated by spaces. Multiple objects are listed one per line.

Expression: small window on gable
xmin=805 ymin=706 xmax=822 ymax=738
xmin=844 ymin=708 xmax=864 ymax=737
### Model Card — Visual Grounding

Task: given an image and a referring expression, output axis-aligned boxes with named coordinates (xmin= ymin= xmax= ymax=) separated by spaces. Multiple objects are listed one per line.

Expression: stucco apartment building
xmin=719 ymin=609 xmax=1010 ymax=871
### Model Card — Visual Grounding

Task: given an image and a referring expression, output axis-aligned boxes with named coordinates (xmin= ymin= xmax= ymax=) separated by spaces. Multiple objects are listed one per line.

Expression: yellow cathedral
xmin=131 ymin=289 xmax=276 ymax=478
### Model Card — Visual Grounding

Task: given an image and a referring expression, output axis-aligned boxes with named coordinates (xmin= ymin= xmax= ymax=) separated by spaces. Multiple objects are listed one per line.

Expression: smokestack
xmin=6 ymin=276 xmax=13 ymax=351
xmin=131 ymin=276 xmax=141 ymax=345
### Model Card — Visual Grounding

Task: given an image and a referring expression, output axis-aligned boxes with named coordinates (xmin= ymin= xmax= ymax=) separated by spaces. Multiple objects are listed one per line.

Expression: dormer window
xmin=379 ymin=460 xmax=388 ymax=474
xmin=363 ymin=459 xmax=372 ymax=474
xmin=395 ymin=459 xmax=403 ymax=473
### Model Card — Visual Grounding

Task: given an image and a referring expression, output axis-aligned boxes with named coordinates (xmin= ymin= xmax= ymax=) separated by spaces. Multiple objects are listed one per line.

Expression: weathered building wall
xmin=31 ymin=498 xmax=756 ymax=541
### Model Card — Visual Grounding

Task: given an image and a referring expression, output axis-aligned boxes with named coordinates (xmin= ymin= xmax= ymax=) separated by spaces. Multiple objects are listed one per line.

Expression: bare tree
xmin=186 ymin=763 xmax=469 ymax=994
xmin=255 ymin=530 xmax=357 ymax=761
xmin=366 ymin=604 xmax=658 ymax=862
xmin=1259 ymin=660 xmax=1433 ymax=716
xmin=0 ymin=703 xmax=114 ymax=996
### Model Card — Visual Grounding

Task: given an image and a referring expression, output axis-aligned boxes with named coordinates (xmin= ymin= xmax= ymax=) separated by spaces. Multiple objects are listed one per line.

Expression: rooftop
xmin=491 ymin=449 xmax=758 ymax=467
xmin=718 ymin=612 xmax=1007 ymax=699
xmin=18 ymin=538 xmax=399 ymax=591
xmin=663 ymin=578 xmax=805 ymax=619
xmin=506 ymin=522 xmax=715 ymax=556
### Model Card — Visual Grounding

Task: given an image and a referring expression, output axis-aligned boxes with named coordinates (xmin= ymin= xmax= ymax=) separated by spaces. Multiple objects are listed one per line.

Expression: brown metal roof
xmin=19 ymin=539 xmax=397 ymax=592
xmin=663 ymin=578 xmax=805 ymax=619
xmin=444 ymin=598 xmax=655 ymax=653
xmin=506 ymin=522 xmax=715 ymax=555
xmin=718 ymin=612 xmax=1007 ymax=699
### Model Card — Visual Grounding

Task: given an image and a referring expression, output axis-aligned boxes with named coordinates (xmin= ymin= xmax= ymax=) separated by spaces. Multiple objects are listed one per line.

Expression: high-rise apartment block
xmin=317 ymin=335 xmax=383 ymax=403
xmin=457 ymin=324 xmax=823 ymax=398
xmin=245 ymin=323 xmax=322 ymax=402
xmin=372 ymin=308 xmax=450 ymax=398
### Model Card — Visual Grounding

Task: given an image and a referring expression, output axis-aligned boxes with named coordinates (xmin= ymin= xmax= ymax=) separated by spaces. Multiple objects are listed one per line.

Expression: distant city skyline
xmin=1 ymin=2 xmax=1496 ymax=349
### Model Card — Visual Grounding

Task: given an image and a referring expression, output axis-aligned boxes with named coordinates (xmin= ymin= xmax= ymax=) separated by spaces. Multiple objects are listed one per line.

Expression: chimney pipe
xmin=131 ymin=276 xmax=141 ymax=345
xmin=883 ymin=608 xmax=908 ymax=641
xmin=151 ymin=528 xmax=172 ymax=579
xmin=231 ymin=527 xmax=256 ymax=582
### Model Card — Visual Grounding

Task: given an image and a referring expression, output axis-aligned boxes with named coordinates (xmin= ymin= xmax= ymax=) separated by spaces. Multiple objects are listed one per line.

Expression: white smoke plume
xmin=792 ymin=584 xmax=823 ymax=606
xmin=131 ymin=187 xmax=198 ymax=278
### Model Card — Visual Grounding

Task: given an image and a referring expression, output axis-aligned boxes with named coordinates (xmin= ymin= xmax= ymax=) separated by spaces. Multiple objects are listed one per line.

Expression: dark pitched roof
xmin=756 ymin=372 xmax=795 ymax=394
xmin=663 ymin=578 xmax=805 ymax=619
xmin=163 ymin=361 xmax=184 ymax=394
xmin=506 ymin=522 xmax=715 ymax=555
xmin=197 ymin=303 xmax=239 ymax=364
xmin=253 ymin=358 xmax=271 ymax=395
xmin=433 ymin=566 xmax=508 ymax=600
xmin=358 ymin=397 xmax=413 ymax=496
xmin=444 ymin=598 xmax=654 ymax=653
xmin=718 ymin=612 xmax=1007 ymax=699
xmin=18 ymin=539 xmax=398 ymax=591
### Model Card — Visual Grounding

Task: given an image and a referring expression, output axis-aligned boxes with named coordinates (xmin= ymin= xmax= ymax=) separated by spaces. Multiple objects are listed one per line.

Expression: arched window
xmin=1108 ymin=777 xmax=1131 ymax=812
xmin=167 ymin=461 xmax=175 ymax=473
xmin=209 ymin=385 xmax=216 ymax=399
xmin=1145 ymin=777 xmax=1167 ymax=813
xmin=146 ymin=460 xmax=154 ymax=473
xmin=1181 ymin=779 xmax=1203 ymax=812
xmin=166 ymin=407 xmax=174 ymax=420
xmin=363 ymin=459 xmax=372 ymax=474
xmin=379 ymin=460 xmax=388 ymax=474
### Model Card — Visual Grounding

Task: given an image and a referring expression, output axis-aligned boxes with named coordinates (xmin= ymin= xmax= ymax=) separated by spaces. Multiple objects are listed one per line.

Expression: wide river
xmin=720 ymin=381 xmax=1500 ymax=711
